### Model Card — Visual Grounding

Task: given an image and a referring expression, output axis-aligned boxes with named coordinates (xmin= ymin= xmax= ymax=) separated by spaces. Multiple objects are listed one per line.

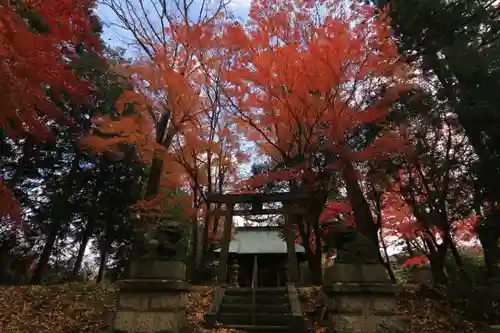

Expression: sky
xmin=96 ymin=0 xmax=252 ymax=55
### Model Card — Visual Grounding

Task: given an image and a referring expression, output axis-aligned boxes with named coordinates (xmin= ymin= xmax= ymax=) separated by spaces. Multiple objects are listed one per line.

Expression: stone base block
xmin=113 ymin=310 xmax=186 ymax=333
xmin=330 ymin=293 xmax=398 ymax=314
xmin=112 ymin=278 xmax=189 ymax=333
xmin=324 ymin=264 xmax=391 ymax=284
xmin=117 ymin=279 xmax=190 ymax=293
xmin=327 ymin=314 xmax=408 ymax=333
xmin=323 ymin=271 xmax=408 ymax=333
xmin=323 ymin=283 xmax=402 ymax=295
xmin=118 ymin=292 xmax=186 ymax=312
xmin=129 ymin=260 xmax=186 ymax=280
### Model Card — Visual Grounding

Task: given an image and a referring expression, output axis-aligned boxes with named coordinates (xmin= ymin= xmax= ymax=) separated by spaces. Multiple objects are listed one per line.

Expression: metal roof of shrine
xmin=215 ymin=226 xmax=306 ymax=254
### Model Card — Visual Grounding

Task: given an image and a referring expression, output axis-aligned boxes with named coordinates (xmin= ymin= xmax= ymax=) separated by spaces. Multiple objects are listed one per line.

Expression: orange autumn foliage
xmin=83 ymin=14 xmax=242 ymax=218
xmin=218 ymin=0 xmax=413 ymax=188
xmin=84 ymin=16 xmax=229 ymax=162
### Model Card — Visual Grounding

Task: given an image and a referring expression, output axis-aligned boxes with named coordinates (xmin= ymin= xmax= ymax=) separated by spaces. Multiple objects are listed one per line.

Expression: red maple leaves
xmin=0 ymin=0 xmax=100 ymax=220
xmin=0 ymin=0 xmax=99 ymax=141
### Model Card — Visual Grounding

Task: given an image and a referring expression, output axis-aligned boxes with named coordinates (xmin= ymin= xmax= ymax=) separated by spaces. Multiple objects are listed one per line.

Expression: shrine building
xmin=215 ymin=225 xmax=309 ymax=287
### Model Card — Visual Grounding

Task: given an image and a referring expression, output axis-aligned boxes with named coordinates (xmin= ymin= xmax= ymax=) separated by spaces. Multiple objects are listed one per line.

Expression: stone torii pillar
xmin=217 ymin=203 xmax=235 ymax=285
xmin=283 ymin=206 xmax=300 ymax=284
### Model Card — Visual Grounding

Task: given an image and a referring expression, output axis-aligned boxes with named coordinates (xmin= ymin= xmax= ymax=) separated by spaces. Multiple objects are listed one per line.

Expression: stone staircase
xmin=205 ymin=286 xmax=307 ymax=332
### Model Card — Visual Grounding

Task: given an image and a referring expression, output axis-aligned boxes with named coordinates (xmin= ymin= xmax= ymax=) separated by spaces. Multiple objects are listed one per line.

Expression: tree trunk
xmin=30 ymin=221 xmax=59 ymax=284
xmin=144 ymin=153 xmax=164 ymax=199
xmin=296 ymin=218 xmax=323 ymax=285
xmin=447 ymin=234 xmax=469 ymax=282
xmin=426 ymin=235 xmax=449 ymax=286
xmin=31 ymin=150 xmax=82 ymax=284
xmin=70 ymin=226 xmax=92 ymax=281
xmin=199 ymin=213 xmax=211 ymax=271
xmin=96 ymin=243 xmax=109 ymax=283
xmin=342 ymin=160 xmax=380 ymax=258
xmin=380 ymin=232 xmax=397 ymax=283
xmin=308 ymin=251 xmax=323 ymax=285
xmin=187 ymin=215 xmax=199 ymax=282
xmin=405 ymin=238 xmax=415 ymax=257
xmin=71 ymin=157 xmax=106 ymax=280
xmin=199 ymin=208 xmax=219 ymax=272
xmin=428 ymin=251 xmax=448 ymax=286
xmin=477 ymin=211 xmax=500 ymax=281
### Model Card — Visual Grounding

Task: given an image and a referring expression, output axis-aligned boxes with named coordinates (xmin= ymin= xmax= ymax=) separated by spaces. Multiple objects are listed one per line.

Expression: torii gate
xmin=206 ymin=190 xmax=316 ymax=285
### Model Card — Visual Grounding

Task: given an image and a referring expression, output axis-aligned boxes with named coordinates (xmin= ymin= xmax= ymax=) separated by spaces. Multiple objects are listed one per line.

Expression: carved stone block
xmin=332 ymin=295 xmax=398 ymax=314
xmin=149 ymin=293 xmax=186 ymax=311
xmin=135 ymin=312 xmax=155 ymax=332
xmin=112 ymin=261 xmax=189 ymax=332
xmin=118 ymin=293 xmax=149 ymax=311
xmin=323 ymin=264 xmax=408 ymax=333
xmin=324 ymin=264 xmax=391 ymax=284
xmin=114 ymin=310 xmax=136 ymax=332
xmin=130 ymin=260 xmax=186 ymax=280
xmin=153 ymin=312 xmax=178 ymax=332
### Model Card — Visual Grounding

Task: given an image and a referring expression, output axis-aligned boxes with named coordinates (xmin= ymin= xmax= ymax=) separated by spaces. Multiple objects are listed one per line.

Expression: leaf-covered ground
xmin=0 ymin=283 xmax=491 ymax=333
xmin=0 ymin=283 xmax=116 ymax=333
xmin=298 ymin=285 xmax=490 ymax=333
xmin=0 ymin=283 xmax=238 ymax=333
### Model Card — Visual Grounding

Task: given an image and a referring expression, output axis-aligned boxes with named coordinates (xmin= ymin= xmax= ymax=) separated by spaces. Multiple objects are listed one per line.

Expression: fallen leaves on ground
xmin=298 ymin=285 xmax=488 ymax=333
xmin=400 ymin=286 xmax=485 ymax=333
xmin=298 ymin=286 xmax=328 ymax=333
xmin=0 ymin=282 xmax=116 ymax=333
xmin=0 ymin=283 xmax=246 ymax=333
xmin=0 ymin=282 xmax=488 ymax=333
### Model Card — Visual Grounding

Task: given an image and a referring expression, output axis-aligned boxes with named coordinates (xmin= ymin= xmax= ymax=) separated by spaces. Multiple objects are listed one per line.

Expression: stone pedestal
xmin=129 ymin=259 xmax=187 ymax=280
xmin=323 ymin=264 xmax=408 ymax=333
xmin=112 ymin=260 xmax=190 ymax=333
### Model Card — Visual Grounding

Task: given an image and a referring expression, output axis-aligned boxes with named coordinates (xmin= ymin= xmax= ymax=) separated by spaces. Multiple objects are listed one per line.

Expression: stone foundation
xmin=323 ymin=264 xmax=408 ymax=333
xmin=111 ymin=260 xmax=190 ymax=333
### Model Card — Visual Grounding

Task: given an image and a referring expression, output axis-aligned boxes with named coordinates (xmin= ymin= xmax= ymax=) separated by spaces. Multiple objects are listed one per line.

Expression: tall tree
xmin=218 ymin=0 xmax=412 ymax=278
xmin=85 ymin=1 xmax=240 ymax=278
xmin=375 ymin=0 xmax=500 ymax=279
xmin=95 ymin=0 xmax=230 ymax=203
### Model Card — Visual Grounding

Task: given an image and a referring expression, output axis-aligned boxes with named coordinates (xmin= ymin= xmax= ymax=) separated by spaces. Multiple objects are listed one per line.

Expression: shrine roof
xmin=216 ymin=226 xmax=306 ymax=254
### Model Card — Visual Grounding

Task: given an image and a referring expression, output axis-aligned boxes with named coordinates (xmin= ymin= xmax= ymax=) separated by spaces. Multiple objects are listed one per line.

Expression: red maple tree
xmin=217 ymin=0 xmax=413 ymax=265
xmin=0 ymin=0 xmax=100 ymax=220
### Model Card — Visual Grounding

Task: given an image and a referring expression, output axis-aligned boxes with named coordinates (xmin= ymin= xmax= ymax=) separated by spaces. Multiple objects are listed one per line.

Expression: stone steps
xmin=217 ymin=324 xmax=296 ymax=332
xmin=221 ymin=303 xmax=290 ymax=313
xmin=223 ymin=295 xmax=290 ymax=305
xmin=219 ymin=313 xmax=292 ymax=326
xmin=225 ymin=287 xmax=289 ymax=295
xmin=214 ymin=287 xmax=306 ymax=333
